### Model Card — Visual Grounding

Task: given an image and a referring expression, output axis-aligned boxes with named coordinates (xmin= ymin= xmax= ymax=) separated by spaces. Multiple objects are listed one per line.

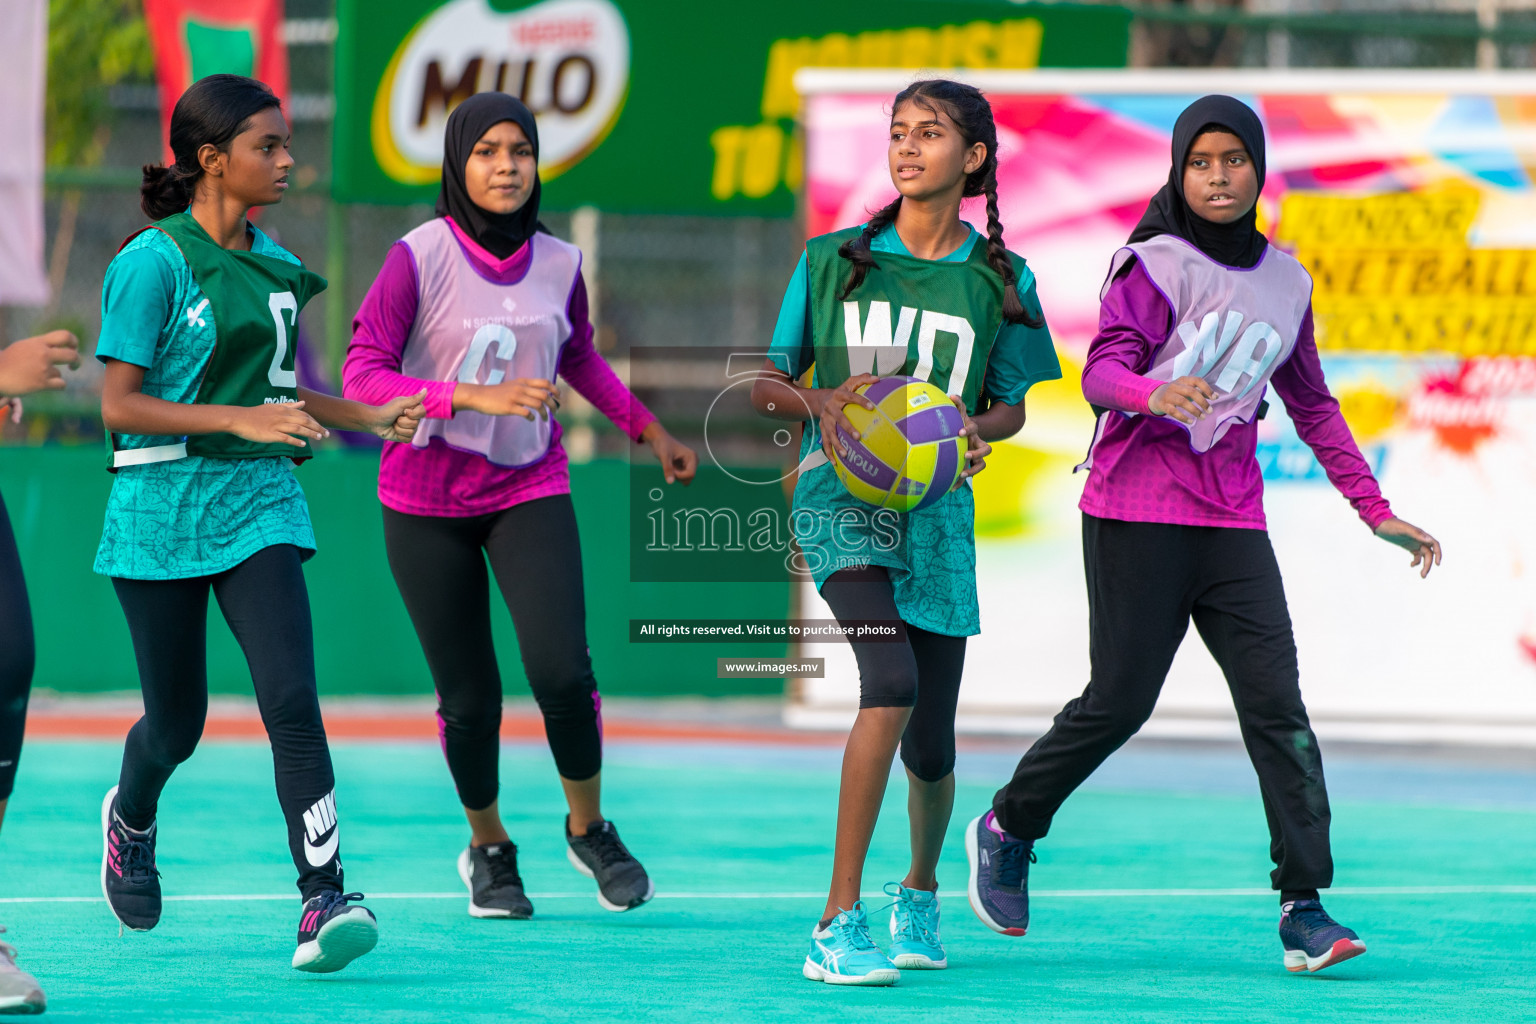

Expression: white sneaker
xmin=0 ymin=927 xmax=45 ymax=1016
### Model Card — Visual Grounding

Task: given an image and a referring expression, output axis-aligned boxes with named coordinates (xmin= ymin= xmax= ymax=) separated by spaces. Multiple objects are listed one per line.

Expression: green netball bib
xmin=111 ymin=211 xmax=327 ymax=465
xmin=803 ymin=227 xmax=1025 ymax=416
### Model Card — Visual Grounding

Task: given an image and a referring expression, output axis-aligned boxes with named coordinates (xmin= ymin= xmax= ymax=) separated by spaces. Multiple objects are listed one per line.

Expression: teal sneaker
xmin=885 ymin=882 xmax=947 ymax=969
xmin=802 ymin=902 xmax=900 ymax=986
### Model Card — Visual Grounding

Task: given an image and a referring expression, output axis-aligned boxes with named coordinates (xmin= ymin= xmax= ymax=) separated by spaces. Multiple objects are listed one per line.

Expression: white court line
xmin=4 ymin=885 xmax=1535 ymax=906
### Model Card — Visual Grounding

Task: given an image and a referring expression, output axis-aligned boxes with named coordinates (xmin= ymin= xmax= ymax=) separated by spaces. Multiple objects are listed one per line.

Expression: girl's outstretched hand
xmin=1374 ymin=517 xmax=1442 ymax=578
xmin=374 ymin=389 xmax=427 ymax=443
xmin=642 ymin=421 xmax=697 ymax=485
xmin=0 ymin=329 xmax=79 ymax=396
xmin=1150 ymin=375 xmax=1215 ymax=424
xmin=819 ymin=373 xmax=881 ymax=463
xmin=950 ymin=394 xmax=990 ymax=487
xmin=228 ymin=401 xmax=327 ymax=446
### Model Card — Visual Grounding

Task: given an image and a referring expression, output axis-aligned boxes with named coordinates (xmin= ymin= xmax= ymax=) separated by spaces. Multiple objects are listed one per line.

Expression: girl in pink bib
xmin=964 ymin=95 xmax=1442 ymax=974
xmin=344 ymin=93 xmax=697 ymax=919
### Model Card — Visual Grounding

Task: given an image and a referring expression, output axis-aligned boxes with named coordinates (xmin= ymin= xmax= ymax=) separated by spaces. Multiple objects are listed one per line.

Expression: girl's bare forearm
xmin=297 ymin=387 xmax=369 ymax=431
xmin=751 ymin=374 xmax=829 ymax=421
xmin=101 ymin=390 xmax=237 ymax=436
xmin=973 ymin=401 xmax=1026 ymax=442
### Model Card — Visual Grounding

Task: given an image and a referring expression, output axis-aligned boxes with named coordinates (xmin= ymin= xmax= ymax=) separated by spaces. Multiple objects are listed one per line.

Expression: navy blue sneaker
xmin=1279 ymin=899 xmax=1366 ymax=973
xmin=293 ymin=892 xmax=378 ymax=973
xmin=965 ymin=811 xmax=1036 ymax=936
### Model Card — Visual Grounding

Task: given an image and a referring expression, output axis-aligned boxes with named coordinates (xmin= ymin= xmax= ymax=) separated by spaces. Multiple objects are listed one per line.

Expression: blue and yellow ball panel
xmin=831 ymin=376 xmax=966 ymax=513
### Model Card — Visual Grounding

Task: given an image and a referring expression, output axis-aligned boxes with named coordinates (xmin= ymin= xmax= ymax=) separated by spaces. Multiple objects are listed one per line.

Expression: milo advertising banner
xmin=792 ymin=70 xmax=1536 ymax=746
xmin=331 ymin=0 xmax=1129 ymax=211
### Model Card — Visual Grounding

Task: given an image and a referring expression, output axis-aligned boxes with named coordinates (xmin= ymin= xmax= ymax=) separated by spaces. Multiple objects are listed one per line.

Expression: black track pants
xmin=383 ymin=495 xmax=602 ymax=812
xmin=0 ymin=492 xmax=34 ymax=802
xmin=992 ymin=514 xmax=1333 ymax=892
xmin=113 ymin=544 xmax=342 ymax=900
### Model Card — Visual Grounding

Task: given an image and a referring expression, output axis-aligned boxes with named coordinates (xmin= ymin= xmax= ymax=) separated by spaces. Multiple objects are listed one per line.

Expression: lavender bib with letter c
xmin=400 ymin=219 xmax=580 ymax=468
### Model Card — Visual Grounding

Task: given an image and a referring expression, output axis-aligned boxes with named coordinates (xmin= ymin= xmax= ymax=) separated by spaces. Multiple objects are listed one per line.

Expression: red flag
xmin=142 ymin=0 xmax=289 ymax=165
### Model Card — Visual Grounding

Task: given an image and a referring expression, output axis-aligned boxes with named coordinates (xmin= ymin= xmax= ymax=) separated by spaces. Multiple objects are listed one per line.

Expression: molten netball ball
xmin=831 ymin=376 xmax=966 ymax=513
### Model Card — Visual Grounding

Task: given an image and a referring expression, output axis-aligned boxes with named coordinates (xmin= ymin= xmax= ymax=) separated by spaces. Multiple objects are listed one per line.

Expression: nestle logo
xmin=514 ymin=18 xmax=595 ymax=46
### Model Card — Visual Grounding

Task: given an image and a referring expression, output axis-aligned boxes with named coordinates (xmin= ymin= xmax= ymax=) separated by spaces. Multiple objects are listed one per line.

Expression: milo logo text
xmin=372 ymin=0 xmax=629 ymax=185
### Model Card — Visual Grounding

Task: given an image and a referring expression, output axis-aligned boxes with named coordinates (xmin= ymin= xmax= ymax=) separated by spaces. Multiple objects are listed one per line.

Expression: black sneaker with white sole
xmin=100 ymin=786 xmax=161 ymax=932
xmin=292 ymin=891 xmax=378 ymax=973
xmin=458 ymin=842 xmax=533 ymax=919
xmin=565 ymin=819 xmax=654 ymax=912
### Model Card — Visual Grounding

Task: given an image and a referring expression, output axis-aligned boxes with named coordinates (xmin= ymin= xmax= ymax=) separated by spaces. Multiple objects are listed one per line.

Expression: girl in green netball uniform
xmin=752 ymin=79 xmax=1061 ymax=986
xmin=94 ymin=75 xmax=424 ymax=973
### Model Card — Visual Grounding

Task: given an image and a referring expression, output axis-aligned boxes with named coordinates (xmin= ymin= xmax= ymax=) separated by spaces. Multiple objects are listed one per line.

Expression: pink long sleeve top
xmin=1078 ymin=258 xmax=1393 ymax=532
xmin=342 ymin=217 xmax=656 ymax=517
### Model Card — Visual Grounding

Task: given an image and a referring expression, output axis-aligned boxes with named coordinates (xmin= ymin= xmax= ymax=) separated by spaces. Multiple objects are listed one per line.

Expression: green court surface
xmin=2 ymin=738 xmax=1533 ymax=1023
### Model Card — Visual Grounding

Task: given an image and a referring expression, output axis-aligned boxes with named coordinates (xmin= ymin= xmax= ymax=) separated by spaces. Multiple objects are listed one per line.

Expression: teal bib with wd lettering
xmin=803 ymin=226 xmax=1029 ymax=417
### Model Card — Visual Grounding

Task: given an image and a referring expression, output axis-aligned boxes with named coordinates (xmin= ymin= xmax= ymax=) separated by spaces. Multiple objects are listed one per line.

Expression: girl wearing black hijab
xmin=344 ymin=92 xmax=698 ymax=919
xmin=965 ymin=96 xmax=1441 ymax=973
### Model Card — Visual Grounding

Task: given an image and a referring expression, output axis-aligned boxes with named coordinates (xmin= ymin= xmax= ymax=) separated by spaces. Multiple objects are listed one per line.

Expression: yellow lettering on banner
xmin=999 ymin=18 xmax=1044 ymax=67
xmin=761 ymin=38 xmax=818 ymax=120
xmin=817 ymin=32 xmax=855 ymax=69
xmin=935 ymin=24 xmax=966 ymax=66
xmin=758 ymin=19 xmax=1043 ymax=122
xmin=1311 ymin=298 xmax=1536 ymax=356
xmin=967 ymin=20 xmax=1000 ymax=66
xmin=852 ymin=30 xmax=899 ymax=68
xmin=710 ymin=123 xmax=799 ymax=200
xmin=709 ymin=126 xmax=747 ymax=201
xmin=898 ymin=26 xmax=935 ymax=67
xmin=740 ymin=124 xmax=784 ymax=199
xmin=1299 ymin=249 xmax=1536 ymax=300
xmin=1277 ymin=190 xmax=1480 ymax=248
xmin=1282 ymin=189 xmax=1536 ymax=356
xmin=744 ymin=18 xmax=1043 ymax=200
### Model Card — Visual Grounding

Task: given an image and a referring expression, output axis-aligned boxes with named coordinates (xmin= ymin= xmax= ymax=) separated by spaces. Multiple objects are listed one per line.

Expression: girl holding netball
xmin=966 ymin=95 xmax=1441 ymax=974
xmin=95 ymin=75 xmax=423 ymax=973
xmin=752 ymin=79 xmax=1061 ymax=986
xmin=343 ymin=92 xmax=696 ymax=919
xmin=0 ymin=326 xmax=79 ymax=1013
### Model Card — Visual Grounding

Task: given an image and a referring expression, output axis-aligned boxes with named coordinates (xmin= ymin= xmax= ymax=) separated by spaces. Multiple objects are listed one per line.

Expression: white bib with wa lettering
xmin=1104 ymin=234 xmax=1311 ymax=453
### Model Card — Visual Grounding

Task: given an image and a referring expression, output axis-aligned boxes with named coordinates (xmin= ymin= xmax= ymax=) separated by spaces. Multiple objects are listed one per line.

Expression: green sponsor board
xmin=333 ymin=0 xmax=1129 ymax=212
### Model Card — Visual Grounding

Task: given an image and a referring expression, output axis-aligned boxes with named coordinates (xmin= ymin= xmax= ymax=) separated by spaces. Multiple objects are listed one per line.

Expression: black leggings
xmin=819 ymin=566 xmax=967 ymax=782
xmin=383 ymin=495 xmax=601 ymax=813
xmin=0 ymin=492 xmax=34 ymax=803
xmin=113 ymin=544 xmax=342 ymax=900
xmin=993 ymin=514 xmax=1333 ymax=893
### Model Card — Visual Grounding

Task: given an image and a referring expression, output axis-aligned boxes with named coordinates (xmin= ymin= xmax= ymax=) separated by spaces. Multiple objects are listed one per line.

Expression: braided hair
xmin=837 ymin=79 xmax=1042 ymax=329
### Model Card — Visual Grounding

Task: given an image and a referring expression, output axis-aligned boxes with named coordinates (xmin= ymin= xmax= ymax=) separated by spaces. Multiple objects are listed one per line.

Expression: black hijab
xmin=1129 ymin=94 xmax=1268 ymax=269
xmin=436 ymin=92 xmax=543 ymax=260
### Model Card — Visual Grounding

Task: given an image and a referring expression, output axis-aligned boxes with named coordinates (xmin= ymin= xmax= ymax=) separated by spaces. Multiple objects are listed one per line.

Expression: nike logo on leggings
xmin=302 ymin=790 xmax=340 ymax=867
